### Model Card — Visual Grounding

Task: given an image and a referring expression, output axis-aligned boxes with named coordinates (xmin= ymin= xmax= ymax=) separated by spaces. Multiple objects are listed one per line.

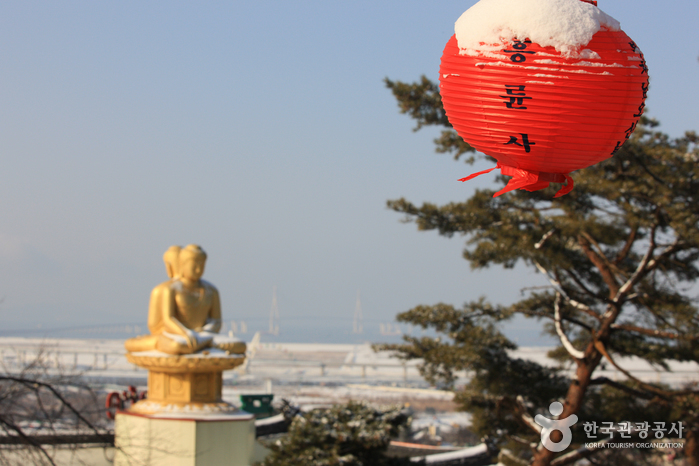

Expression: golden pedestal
xmin=125 ymin=350 xmax=245 ymax=415
xmin=148 ymin=370 xmax=221 ymax=403
xmin=114 ymin=350 xmax=262 ymax=465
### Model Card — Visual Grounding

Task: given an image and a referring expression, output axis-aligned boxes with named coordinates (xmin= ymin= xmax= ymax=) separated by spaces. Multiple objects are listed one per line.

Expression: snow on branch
xmin=554 ymin=293 xmax=585 ymax=360
xmin=516 ymin=395 xmax=542 ymax=435
xmin=534 ymin=228 xmax=555 ymax=249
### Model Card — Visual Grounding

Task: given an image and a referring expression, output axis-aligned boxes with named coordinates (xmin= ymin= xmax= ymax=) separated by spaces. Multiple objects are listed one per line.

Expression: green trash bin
xmin=240 ymin=394 xmax=274 ymax=416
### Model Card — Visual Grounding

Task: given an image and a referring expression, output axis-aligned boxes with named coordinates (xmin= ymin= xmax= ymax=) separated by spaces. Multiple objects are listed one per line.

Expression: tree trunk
xmin=686 ymin=427 xmax=699 ymax=466
xmin=530 ymin=350 xmax=603 ymax=466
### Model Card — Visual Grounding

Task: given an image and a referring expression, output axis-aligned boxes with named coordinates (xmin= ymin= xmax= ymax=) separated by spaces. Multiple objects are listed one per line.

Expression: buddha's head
xmin=179 ymin=244 xmax=207 ymax=281
xmin=163 ymin=245 xmax=182 ymax=279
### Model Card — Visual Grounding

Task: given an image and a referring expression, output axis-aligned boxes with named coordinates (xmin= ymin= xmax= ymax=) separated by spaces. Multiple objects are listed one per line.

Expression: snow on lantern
xmin=439 ymin=0 xmax=648 ymax=197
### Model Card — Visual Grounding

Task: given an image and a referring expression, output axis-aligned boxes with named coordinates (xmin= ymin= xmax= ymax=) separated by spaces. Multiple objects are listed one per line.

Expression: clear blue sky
xmin=0 ymin=1 xmax=697 ymax=344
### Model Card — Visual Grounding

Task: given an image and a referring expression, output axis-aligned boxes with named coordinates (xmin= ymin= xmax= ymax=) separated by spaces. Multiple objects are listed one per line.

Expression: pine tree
xmin=380 ymin=76 xmax=699 ymax=466
xmin=258 ymin=401 xmax=412 ymax=466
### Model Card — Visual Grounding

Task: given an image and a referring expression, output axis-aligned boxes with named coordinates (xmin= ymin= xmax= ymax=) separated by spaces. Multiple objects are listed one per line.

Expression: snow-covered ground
xmin=2 ymin=336 xmax=696 ymax=464
xmin=2 ymin=336 xmax=696 ymax=388
xmin=3 ymin=335 xmax=697 ymax=441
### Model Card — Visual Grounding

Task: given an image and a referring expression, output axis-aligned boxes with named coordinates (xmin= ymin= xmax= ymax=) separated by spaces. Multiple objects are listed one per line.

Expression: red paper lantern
xmin=439 ymin=2 xmax=648 ymax=197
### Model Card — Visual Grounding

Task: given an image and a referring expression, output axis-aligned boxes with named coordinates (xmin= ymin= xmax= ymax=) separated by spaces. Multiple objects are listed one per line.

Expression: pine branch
xmin=518 ymin=308 xmax=592 ymax=332
xmin=562 ymin=269 xmax=608 ymax=310
xmin=592 ymin=340 xmax=699 ymax=399
xmin=534 ymin=261 xmax=597 ymax=317
xmin=589 ymin=376 xmax=655 ymax=400
xmin=551 ymin=422 xmax=665 ymax=465
xmin=549 ymin=438 xmax=613 ymax=466
xmin=499 ymin=449 xmax=531 ymax=466
xmin=578 ymin=233 xmax=620 ymax=298
xmin=580 ymin=232 xmax=630 ymax=282
xmin=508 ymin=434 xmax=538 ymax=449
xmin=610 ymin=323 xmax=699 ymax=341
xmin=634 ymin=295 xmax=687 ymax=334
xmin=614 ymin=227 xmax=638 ymax=264
xmin=615 ymin=224 xmax=658 ymax=302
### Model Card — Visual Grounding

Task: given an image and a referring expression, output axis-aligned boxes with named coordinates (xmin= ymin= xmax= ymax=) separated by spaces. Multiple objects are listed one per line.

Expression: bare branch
xmin=0 ymin=376 xmax=111 ymax=443
xmin=553 ymin=293 xmax=586 ymax=360
xmin=534 ymin=261 xmax=598 ymax=316
xmin=0 ymin=417 xmax=57 ymax=465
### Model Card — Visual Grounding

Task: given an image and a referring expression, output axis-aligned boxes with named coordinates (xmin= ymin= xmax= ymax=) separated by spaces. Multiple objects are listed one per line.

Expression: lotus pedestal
xmin=114 ymin=350 xmax=259 ymax=466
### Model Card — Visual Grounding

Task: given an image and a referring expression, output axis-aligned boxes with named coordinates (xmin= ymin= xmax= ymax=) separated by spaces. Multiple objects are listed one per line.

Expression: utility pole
xmin=353 ymin=290 xmax=363 ymax=334
xmin=269 ymin=286 xmax=279 ymax=336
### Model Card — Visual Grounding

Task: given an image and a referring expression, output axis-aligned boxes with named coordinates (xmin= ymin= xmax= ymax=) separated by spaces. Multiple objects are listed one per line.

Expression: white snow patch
xmin=579 ymin=49 xmax=601 ymax=59
xmin=533 ymin=59 xmax=569 ymax=65
xmin=474 ymin=62 xmax=574 ymax=73
xmin=532 ymin=73 xmax=568 ymax=78
xmin=455 ymin=0 xmax=620 ymax=56
xmin=572 ymin=60 xmax=630 ymax=68
xmin=411 ymin=411 xmax=472 ymax=430
xmin=532 ymin=59 xmax=632 ymax=69
xmin=466 ymin=50 xmax=508 ymax=60
xmin=567 ymin=69 xmax=613 ymax=75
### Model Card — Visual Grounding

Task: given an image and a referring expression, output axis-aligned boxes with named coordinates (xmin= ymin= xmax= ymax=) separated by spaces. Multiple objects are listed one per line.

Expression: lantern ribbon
xmin=459 ymin=164 xmax=574 ymax=198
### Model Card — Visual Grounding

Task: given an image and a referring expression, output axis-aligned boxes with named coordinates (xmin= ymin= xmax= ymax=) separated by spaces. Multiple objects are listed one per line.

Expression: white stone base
xmin=114 ymin=410 xmax=257 ymax=466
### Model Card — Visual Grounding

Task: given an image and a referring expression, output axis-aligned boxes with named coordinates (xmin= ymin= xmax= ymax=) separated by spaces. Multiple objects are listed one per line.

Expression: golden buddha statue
xmin=125 ymin=244 xmax=244 ymax=355
xmin=121 ymin=245 xmax=247 ymax=418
